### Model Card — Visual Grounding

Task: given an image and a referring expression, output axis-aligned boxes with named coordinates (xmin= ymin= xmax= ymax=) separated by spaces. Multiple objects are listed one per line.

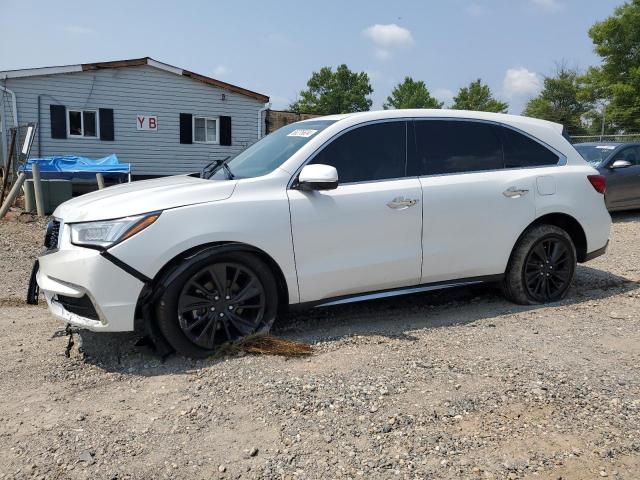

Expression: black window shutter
xmin=220 ymin=116 xmax=232 ymax=146
xmin=99 ymin=108 xmax=114 ymax=141
xmin=180 ymin=113 xmax=193 ymax=144
xmin=50 ymin=105 xmax=67 ymax=139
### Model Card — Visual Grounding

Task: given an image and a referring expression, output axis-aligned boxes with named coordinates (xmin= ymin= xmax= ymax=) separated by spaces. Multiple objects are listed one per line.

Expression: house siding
xmin=0 ymin=65 xmax=266 ymax=176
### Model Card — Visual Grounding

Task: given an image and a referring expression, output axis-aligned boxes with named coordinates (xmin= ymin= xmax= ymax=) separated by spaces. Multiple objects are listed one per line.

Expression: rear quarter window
xmin=499 ymin=127 xmax=559 ymax=168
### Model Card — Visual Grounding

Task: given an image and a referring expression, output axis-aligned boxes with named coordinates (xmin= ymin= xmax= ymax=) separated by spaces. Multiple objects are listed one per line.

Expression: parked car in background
xmin=574 ymin=142 xmax=640 ymax=211
xmin=33 ymin=110 xmax=611 ymax=358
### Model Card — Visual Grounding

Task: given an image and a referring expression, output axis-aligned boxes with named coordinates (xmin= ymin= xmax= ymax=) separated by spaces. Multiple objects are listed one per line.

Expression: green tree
xmin=451 ymin=79 xmax=508 ymax=113
xmin=383 ymin=77 xmax=443 ymax=109
xmin=580 ymin=0 xmax=640 ymax=132
xmin=289 ymin=65 xmax=372 ymax=114
xmin=523 ymin=66 xmax=591 ymax=135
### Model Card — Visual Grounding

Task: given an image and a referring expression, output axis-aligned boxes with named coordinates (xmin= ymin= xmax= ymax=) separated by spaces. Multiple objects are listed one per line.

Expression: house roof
xmin=0 ymin=57 xmax=269 ymax=103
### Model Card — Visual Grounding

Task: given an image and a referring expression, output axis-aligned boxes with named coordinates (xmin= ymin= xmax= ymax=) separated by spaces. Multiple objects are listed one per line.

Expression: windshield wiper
xmin=201 ymin=156 xmax=234 ymax=180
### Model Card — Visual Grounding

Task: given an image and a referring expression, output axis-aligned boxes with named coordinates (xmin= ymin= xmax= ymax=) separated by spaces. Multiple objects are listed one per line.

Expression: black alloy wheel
xmin=502 ymin=224 xmax=577 ymax=305
xmin=177 ymin=262 xmax=267 ymax=349
xmin=523 ymin=236 xmax=572 ymax=302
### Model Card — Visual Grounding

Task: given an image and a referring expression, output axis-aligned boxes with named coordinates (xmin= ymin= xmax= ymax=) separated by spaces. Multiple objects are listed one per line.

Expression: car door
xmin=409 ymin=120 xmax=539 ymax=283
xmin=602 ymin=146 xmax=640 ymax=209
xmin=287 ymin=120 xmax=423 ymax=302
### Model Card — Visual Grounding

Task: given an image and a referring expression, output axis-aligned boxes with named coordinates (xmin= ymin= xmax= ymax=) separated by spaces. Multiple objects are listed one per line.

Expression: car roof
xmin=280 ymin=108 xmax=593 ymax=172
xmin=299 ymin=109 xmax=564 ymax=134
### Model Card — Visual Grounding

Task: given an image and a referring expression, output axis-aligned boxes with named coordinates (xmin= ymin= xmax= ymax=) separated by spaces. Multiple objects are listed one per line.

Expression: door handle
xmin=503 ymin=187 xmax=529 ymax=198
xmin=387 ymin=197 xmax=419 ymax=209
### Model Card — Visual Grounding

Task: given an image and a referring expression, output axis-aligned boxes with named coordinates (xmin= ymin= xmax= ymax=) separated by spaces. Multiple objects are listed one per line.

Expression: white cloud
xmin=529 ymin=0 xmax=563 ymax=12
xmin=363 ymin=24 xmax=414 ymax=47
xmin=363 ymin=24 xmax=414 ymax=59
xmin=212 ymin=65 xmax=231 ymax=76
xmin=63 ymin=25 xmax=94 ymax=35
xmin=503 ymin=67 xmax=542 ymax=98
xmin=433 ymin=88 xmax=455 ymax=104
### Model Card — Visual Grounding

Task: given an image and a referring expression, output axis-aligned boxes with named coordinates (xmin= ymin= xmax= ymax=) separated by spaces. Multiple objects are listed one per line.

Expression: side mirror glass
xmin=297 ymin=164 xmax=338 ymax=191
xmin=610 ymin=159 xmax=632 ymax=169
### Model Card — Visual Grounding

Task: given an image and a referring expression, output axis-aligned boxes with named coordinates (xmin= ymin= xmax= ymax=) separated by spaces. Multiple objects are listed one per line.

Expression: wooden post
xmin=96 ymin=173 xmax=105 ymax=190
xmin=0 ymin=130 xmax=17 ymax=205
xmin=32 ymin=163 xmax=45 ymax=217
xmin=0 ymin=172 xmax=27 ymax=220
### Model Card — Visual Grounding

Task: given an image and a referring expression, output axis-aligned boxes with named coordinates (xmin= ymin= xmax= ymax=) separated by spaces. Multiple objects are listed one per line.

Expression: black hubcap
xmin=524 ymin=237 xmax=572 ymax=302
xmin=177 ymin=263 xmax=266 ymax=349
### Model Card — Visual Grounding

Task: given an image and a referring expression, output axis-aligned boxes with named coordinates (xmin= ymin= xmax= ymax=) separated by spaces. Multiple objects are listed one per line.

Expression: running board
xmin=315 ymin=280 xmax=486 ymax=307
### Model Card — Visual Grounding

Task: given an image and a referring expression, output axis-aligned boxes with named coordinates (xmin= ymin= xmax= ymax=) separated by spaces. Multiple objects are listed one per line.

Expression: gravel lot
xmin=0 ymin=211 xmax=639 ymax=479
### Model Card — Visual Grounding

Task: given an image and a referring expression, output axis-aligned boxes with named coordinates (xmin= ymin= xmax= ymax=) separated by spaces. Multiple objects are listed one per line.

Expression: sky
xmin=0 ymin=0 xmax=623 ymax=114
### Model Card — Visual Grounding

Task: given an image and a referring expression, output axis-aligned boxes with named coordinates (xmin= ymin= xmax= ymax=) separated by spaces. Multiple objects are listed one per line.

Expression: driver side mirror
xmin=296 ymin=164 xmax=338 ymax=191
xmin=610 ymin=159 xmax=632 ymax=169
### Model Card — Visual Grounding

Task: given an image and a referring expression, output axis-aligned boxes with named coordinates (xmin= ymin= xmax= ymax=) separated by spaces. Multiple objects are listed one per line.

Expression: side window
xmin=408 ymin=120 xmax=503 ymax=176
xmin=500 ymin=127 xmax=559 ymax=168
xmin=613 ymin=147 xmax=640 ymax=166
xmin=67 ymin=109 xmax=98 ymax=138
xmin=311 ymin=121 xmax=406 ymax=184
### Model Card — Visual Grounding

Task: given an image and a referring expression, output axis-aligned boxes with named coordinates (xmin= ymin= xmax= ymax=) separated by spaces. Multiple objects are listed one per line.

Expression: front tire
xmin=503 ymin=224 xmax=576 ymax=305
xmin=156 ymin=251 xmax=278 ymax=358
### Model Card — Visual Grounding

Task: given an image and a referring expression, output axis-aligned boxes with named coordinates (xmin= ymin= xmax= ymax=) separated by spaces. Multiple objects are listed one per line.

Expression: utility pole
xmin=600 ymin=104 xmax=606 ymax=141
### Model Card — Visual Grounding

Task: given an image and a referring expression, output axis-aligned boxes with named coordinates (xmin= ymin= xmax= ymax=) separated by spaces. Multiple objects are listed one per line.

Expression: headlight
xmin=70 ymin=212 xmax=160 ymax=248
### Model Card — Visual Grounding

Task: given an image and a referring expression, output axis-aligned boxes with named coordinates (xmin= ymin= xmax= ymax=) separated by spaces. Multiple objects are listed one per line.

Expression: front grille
xmin=56 ymin=294 xmax=99 ymax=320
xmin=44 ymin=220 xmax=61 ymax=250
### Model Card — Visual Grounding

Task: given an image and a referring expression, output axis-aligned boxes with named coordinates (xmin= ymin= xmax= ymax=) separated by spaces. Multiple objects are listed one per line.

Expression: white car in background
xmin=33 ymin=109 xmax=611 ymax=357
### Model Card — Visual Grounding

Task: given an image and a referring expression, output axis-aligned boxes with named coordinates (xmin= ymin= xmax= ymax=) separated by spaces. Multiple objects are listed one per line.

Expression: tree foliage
xmin=289 ymin=65 xmax=373 ymax=115
xmin=383 ymin=77 xmax=443 ymax=110
xmin=523 ymin=66 xmax=592 ymax=135
xmin=580 ymin=0 xmax=640 ymax=132
xmin=451 ymin=79 xmax=508 ymax=113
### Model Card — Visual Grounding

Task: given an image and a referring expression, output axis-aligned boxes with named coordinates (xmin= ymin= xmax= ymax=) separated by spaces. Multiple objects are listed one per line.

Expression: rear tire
xmin=503 ymin=224 xmax=576 ymax=305
xmin=156 ymin=251 xmax=278 ymax=358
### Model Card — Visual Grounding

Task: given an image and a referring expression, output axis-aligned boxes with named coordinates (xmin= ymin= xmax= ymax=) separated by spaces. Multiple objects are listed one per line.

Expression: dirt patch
xmin=0 ymin=213 xmax=48 ymax=303
xmin=0 ymin=212 xmax=639 ymax=479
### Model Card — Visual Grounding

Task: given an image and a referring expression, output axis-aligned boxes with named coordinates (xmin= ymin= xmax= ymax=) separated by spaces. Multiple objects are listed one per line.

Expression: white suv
xmin=33 ymin=110 xmax=611 ymax=357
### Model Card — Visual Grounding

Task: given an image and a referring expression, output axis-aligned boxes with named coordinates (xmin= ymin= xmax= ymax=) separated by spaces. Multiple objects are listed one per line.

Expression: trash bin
xmin=23 ymin=179 xmax=73 ymax=215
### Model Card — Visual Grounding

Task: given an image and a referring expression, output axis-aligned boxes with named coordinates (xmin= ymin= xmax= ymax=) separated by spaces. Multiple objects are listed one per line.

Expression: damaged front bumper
xmin=35 ymin=242 xmax=145 ymax=332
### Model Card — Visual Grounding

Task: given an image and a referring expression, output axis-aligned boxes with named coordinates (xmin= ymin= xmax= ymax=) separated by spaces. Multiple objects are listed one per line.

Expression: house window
xmin=193 ymin=116 xmax=219 ymax=144
xmin=68 ymin=109 xmax=98 ymax=138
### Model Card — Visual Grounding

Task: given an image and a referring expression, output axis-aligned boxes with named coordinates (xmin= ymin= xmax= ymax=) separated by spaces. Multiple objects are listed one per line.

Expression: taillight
xmin=588 ymin=175 xmax=606 ymax=194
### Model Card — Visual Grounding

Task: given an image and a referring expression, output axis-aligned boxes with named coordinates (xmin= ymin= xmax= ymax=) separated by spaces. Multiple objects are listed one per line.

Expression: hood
xmin=54 ymin=175 xmax=236 ymax=222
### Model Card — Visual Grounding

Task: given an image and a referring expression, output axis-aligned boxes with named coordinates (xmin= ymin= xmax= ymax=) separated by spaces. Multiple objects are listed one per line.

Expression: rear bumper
xmin=37 ymin=246 xmax=144 ymax=332
xmin=583 ymin=240 xmax=608 ymax=262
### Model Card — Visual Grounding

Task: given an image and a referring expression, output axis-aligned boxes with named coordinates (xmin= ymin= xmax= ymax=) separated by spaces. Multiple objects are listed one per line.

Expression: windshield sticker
xmin=595 ymin=146 xmax=616 ymax=150
xmin=287 ymin=129 xmax=318 ymax=138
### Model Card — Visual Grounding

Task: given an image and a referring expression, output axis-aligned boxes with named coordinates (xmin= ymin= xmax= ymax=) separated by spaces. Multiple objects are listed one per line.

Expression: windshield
xmin=574 ymin=144 xmax=617 ymax=166
xmin=212 ymin=120 xmax=335 ymax=179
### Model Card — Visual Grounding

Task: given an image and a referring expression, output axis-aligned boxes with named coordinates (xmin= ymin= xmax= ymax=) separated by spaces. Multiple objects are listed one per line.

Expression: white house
xmin=0 ymin=57 xmax=270 ymax=177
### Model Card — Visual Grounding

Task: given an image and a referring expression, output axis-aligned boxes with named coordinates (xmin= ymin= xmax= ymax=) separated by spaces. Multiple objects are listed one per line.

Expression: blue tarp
xmin=19 ymin=154 xmax=130 ymax=181
xmin=20 ymin=154 xmax=130 ymax=173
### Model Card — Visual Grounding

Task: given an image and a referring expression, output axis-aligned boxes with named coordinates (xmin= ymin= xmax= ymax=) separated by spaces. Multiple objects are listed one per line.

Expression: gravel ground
xmin=0 ymin=211 xmax=639 ymax=479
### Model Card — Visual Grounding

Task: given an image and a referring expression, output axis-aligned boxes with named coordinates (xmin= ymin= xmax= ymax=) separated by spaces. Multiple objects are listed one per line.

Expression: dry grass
xmin=234 ymin=335 xmax=313 ymax=358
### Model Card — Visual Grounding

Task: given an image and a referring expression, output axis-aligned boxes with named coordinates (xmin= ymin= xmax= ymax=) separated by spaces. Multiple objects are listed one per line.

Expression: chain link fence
xmin=570 ymin=134 xmax=640 ymax=144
